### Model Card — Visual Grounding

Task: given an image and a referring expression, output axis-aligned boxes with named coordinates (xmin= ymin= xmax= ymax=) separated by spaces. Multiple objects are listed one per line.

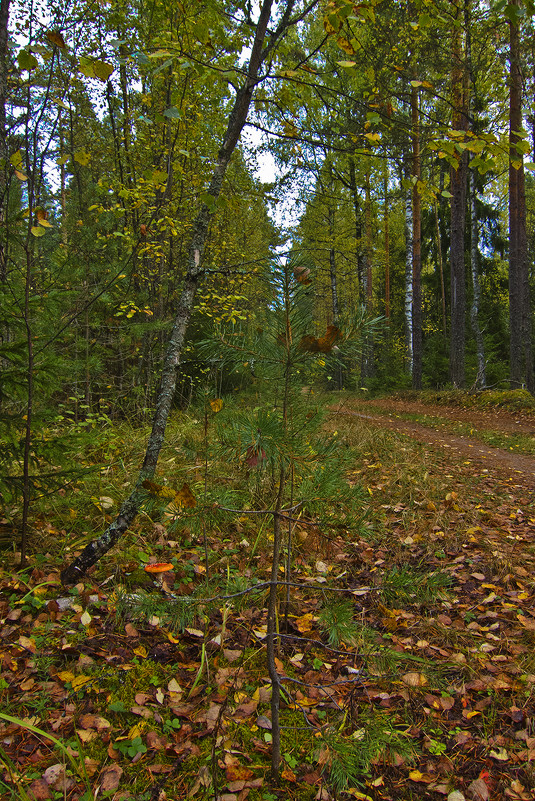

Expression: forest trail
xmin=331 ymin=397 xmax=535 ymax=491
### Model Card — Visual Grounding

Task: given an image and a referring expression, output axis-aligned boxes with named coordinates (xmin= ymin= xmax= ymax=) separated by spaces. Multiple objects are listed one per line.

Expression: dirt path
xmin=332 ymin=398 xmax=535 ymax=491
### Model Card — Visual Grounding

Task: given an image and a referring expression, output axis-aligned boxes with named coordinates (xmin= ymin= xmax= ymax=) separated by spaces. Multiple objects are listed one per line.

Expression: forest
xmin=3 ymin=1 xmax=535 ymax=800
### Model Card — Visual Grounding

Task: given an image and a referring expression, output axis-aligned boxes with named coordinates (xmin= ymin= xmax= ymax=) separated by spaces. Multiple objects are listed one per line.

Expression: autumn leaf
xmin=174 ymin=482 xmax=196 ymax=508
xmin=402 ymin=672 xmax=428 ymax=688
xmin=78 ymin=714 xmax=111 ymax=731
xmin=296 ymin=612 xmax=316 ymax=633
xmin=294 ymin=264 xmax=311 ymax=284
xmin=226 ymin=764 xmax=254 ymax=782
xmin=46 ymin=30 xmax=67 ymax=49
xmin=99 ymin=764 xmax=123 ymax=793
xmin=298 ymin=325 xmax=342 ymax=353
xmin=210 ymin=398 xmax=223 ymax=412
xmin=245 ymin=445 xmax=266 ymax=467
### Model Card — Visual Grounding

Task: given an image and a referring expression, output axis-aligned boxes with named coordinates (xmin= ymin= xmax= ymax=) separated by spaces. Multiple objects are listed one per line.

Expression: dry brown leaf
xmin=402 ymin=672 xmax=428 ymax=688
xmin=226 ymin=765 xmax=254 ymax=782
xmin=46 ymin=30 xmax=66 ymax=48
xmin=467 ymin=778 xmax=489 ymax=801
xmin=28 ymin=778 xmax=51 ymax=799
xmin=78 ymin=714 xmax=111 ymax=731
xmin=99 ymin=764 xmax=123 ymax=793
xmin=175 ymin=483 xmax=196 ymax=508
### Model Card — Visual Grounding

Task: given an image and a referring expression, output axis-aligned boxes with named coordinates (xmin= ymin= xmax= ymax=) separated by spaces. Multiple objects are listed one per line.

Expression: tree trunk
xmin=361 ymin=163 xmax=374 ymax=379
xmin=509 ymin=0 xmax=534 ymax=392
xmin=411 ymin=86 xmax=422 ymax=390
xmin=470 ymin=168 xmax=486 ymax=387
xmin=61 ymin=0 xmax=280 ymax=584
xmin=404 ymin=179 xmax=413 ymax=374
xmin=0 ymin=0 xmax=11 ymax=281
xmin=349 ymin=157 xmax=365 ymax=306
xmin=383 ymin=160 xmax=390 ymax=322
xmin=449 ymin=0 xmax=468 ymax=388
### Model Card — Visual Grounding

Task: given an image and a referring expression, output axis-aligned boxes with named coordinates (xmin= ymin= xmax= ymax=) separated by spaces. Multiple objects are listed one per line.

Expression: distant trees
xmin=3 ymin=0 xmax=535 ymax=562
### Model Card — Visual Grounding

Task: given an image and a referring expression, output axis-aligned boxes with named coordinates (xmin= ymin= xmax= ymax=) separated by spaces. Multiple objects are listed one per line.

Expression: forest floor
xmin=2 ymin=393 xmax=535 ymax=801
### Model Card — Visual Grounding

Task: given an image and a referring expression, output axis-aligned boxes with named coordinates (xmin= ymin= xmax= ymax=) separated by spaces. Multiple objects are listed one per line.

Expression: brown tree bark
xmin=60 ymin=0 xmax=308 ymax=584
xmin=449 ymin=0 xmax=468 ymax=388
xmin=0 ymin=0 xmax=11 ymax=281
xmin=411 ymin=86 xmax=422 ymax=390
xmin=509 ymin=0 xmax=534 ymax=393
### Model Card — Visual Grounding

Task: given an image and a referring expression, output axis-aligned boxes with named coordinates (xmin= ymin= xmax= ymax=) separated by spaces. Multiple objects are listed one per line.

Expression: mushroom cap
xmin=144 ymin=562 xmax=174 ymax=573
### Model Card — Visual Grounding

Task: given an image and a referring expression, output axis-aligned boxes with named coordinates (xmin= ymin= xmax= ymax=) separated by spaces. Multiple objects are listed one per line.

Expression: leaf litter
xmin=1 ymin=402 xmax=535 ymax=799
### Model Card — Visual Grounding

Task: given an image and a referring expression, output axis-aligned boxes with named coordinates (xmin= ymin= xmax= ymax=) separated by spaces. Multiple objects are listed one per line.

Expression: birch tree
xmin=61 ymin=0 xmax=320 ymax=584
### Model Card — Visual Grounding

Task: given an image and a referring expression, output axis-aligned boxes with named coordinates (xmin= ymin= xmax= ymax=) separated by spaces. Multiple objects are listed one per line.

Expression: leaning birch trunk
xmin=61 ymin=0 xmax=276 ymax=585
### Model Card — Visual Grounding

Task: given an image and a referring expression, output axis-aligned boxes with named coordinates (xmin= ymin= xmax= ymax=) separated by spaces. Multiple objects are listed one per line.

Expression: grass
xmin=2 ymin=391 xmax=535 ymax=799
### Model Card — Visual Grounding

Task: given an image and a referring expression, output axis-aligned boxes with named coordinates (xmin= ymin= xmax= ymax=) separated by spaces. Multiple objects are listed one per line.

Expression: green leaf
xmin=74 ymin=149 xmax=91 ymax=166
xmin=78 ymin=57 xmax=96 ymax=78
xmin=56 ymin=155 xmax=70 ymax=166
xmin=336 ymin=60 xmax=356 ymax=68
xmin=31 ymin=226 xmax=46 ymax=237
xmin=18 ymin=49 xmax=38 ymax=71
xmin=148 ymin=169 xmax=168 ymax=185
xmin=441 ymin=190 xmax=453 ymax=198
xmin=78 ymin=57 xmax=113 ymax=81
xmin=92 ymin=60 xmax=114 ymax=81
xmin=10 ymin=150 xmax=23 ymax=169
xmin=163 ymin=106 xmax=181 ymax=119
xmin=200 ymin=193 xmax=217 ymax=212
xmin=148 ymin=50 xmax=173 ymax=59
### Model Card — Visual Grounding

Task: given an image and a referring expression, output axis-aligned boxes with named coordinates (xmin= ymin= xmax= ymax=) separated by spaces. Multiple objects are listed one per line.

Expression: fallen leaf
xmin=402 ymin=672 xmax=428 ymax=688
xmin=28 ymin=778 xmax=51 ymax=799
xmin=226 ymin=764 xmax=254 ymax=782
xmin=99 ymin=764 xmax=123 ymax=793
xmin=467 ymin=778 xmax=489 ymax=801
xmin=78 ymin=714 xmax=111 ymax=731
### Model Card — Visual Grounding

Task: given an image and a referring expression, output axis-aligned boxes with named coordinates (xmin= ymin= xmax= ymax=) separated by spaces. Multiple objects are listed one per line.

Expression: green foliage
xmin=316 ymin=713 xmax=415 ymax=792
xmin=379 ymin=565 xmax=451 ymax=606
xmin=319 ymin=598 xmax=359 ymax=647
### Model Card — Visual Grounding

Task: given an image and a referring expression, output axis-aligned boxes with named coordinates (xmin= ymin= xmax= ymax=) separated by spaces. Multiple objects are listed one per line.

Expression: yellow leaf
xmin=80 ymin=610 xmax=92 ymax=626
xmin=57 ymin=670 xmax=75 ymax=683
xmin=210 ymin=398 xmax=223 ymax=412
xmin=71 ymin=675 xmax=92 ymax=691
xmin=133 ymin=646 xmax=147 ymax=658
xmin=174 ymin=482 xmax=196 ymax=508
xmin=127 ymin=724 xmax=143 ymax=740
xmin=295 ymin=613 xmax=315 ymax=634
xmin=409 ymin=770 xmax=424 ymax=781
